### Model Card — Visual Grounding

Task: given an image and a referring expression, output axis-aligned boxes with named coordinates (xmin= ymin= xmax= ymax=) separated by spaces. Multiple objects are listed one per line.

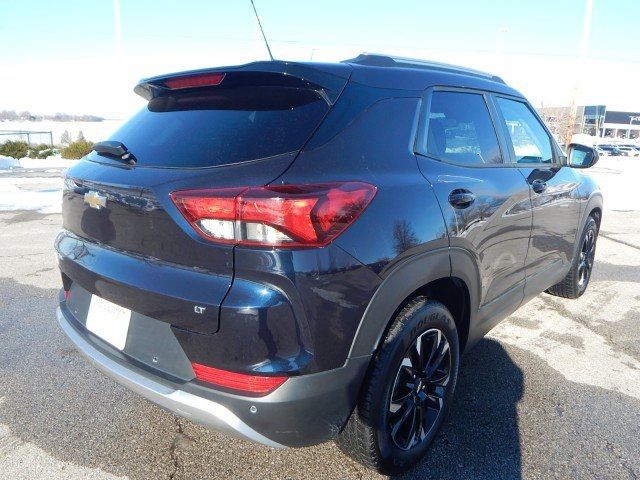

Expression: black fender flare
xmin=582 ymin=191 xmax=603 ymax=228
xmin=346 ymin=247 xmax=481 ymax=359
xmin=449 ymin=246 xmax=481 ymax=327
xmin=571 ymin=190 xmax=603 ymax=260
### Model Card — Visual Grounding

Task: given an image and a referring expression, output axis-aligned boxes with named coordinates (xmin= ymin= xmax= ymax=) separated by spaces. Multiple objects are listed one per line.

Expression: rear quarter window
xmin=98 ymin=86 xmax=328 ymax=168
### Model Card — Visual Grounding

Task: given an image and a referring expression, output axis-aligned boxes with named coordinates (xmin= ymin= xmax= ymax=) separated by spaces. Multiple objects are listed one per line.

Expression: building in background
xmin=599 ymin=110 xmax=640 ymax=140
xmin=538 ymin=105 xmax=640 ymax=143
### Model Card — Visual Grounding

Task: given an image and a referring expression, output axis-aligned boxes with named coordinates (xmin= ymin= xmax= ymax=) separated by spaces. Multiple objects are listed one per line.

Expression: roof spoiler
xmin=134 ymin=60 xmax=352 ymax=105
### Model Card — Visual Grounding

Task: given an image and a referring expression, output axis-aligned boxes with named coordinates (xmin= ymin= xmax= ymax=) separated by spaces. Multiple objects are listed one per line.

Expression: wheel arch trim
xmin=585 ymin=193 xmax=603 ymax=227
xmin=572 ymin=191 xmax=603 ymax=261
xmin=347 ymin=247 xmax=481 ymax=360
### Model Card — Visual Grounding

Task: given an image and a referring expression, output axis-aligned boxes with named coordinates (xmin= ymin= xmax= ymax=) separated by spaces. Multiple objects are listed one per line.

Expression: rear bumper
xmin=56 ymin=306 xmax=282 ymax=447
xmin=56 ymin=303 xmax=370 ymax=447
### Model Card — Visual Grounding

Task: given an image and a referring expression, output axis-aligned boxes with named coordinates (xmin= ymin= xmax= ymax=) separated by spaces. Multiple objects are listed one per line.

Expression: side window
xmin=496 ymin=98 xmax=554 ymax=164
xmin=421 ymin=91 xmax=502 ymax=165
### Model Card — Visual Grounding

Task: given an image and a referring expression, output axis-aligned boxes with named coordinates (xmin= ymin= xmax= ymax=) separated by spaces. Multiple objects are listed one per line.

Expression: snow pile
xmin=0 ymin=155 xmax=20 ymax=170
xmin=0 ymin=177 xmax=64 ymax=214
xmin=0 ymin=155 xmax=78 ymax=170
xmin=18 ymin=157 xmax=78 ymax=169
xmin=0 ymin=156 xmax=76 ymax=214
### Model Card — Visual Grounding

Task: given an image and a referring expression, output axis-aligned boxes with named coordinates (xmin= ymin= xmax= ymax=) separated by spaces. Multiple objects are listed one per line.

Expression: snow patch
xmin=0 ymin=177 xmax=64 ymax=214
xmin=0 ymin=155 xmax=78 ymax=171
xmin=492 ymin=296 xmax=640 ymax=400
xmin=0 ymin=156 xmax=20 ymax=170
xmin=18 ymin=157 xmax=78 ymax=169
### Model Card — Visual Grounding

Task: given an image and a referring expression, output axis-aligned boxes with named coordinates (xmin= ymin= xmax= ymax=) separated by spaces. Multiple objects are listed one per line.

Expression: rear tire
xmin=336 ymin=297 xmax=459 ymax=475
xmin=546 ymin=216 xmax=598 ymax=299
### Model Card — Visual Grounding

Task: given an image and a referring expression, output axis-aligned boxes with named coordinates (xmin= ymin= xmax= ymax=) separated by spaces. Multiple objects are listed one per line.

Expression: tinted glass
xmin=497 ymin=98 xmax=553 ymax=164
xmin=424 ymin=91 xmax=502 ymax=165
xmin=105 ymin=86 xmax=328 ymax=168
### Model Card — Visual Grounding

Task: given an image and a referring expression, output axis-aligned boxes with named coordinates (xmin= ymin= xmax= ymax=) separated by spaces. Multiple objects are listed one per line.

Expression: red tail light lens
xmin=171 ymin=182 xmax=376 ymax=247
xmin=191 ymin=362 xmax=287 ymax=396
xmin=162 ymin=72 xmax=225 ymax=90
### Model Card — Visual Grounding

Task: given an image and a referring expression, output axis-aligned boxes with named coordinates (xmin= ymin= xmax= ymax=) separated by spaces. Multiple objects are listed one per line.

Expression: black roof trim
xmin=342 ymin=53 xmax=505 ymax=84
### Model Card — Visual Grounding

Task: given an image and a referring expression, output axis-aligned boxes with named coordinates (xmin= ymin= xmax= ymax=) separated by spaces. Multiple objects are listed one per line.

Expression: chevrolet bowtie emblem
xmin=84 ymin=191 xmax=107 ymax=210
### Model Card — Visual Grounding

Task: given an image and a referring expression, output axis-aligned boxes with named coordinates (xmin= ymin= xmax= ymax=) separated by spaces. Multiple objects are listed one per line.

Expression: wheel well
xmin=589 ymin=207 xmax=602 ymax=229
xmin=386 ymin=277 xmax=471 ymax=353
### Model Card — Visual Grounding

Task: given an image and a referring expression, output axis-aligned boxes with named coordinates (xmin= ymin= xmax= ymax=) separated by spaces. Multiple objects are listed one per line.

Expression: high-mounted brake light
xmin=170 ymin=182 xmax=377 ymax=248
xmin=191 ymin=362 xmax=287 ymax=395
xmin=162 ymin=72 xmax=225 ymax=90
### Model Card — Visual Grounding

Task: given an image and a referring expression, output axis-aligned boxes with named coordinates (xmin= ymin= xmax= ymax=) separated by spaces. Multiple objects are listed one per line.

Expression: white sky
xmin=3 ymin=46 xmax=638 ymax=119
xmin=1 ymin=0 xmax=639 ymax=118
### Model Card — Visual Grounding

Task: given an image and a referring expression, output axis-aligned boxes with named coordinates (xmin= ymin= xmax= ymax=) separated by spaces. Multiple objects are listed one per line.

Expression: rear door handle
xmin=531 ymin=179 xmax=547 ymax=194
xmin=448 ymin=189 xmax=476 ymax=209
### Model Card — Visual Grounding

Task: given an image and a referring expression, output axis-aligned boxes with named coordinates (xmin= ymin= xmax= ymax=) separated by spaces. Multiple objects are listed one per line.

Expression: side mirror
xmin=567 ymin=143 xmax=599 ymax=169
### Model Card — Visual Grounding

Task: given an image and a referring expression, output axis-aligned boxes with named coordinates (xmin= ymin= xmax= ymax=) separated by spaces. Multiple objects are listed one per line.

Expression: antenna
xmin=249 ymin=0 xmax=274 ymax=61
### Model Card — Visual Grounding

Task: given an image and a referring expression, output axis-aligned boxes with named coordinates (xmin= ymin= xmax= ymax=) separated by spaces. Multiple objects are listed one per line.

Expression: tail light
xmin=191 ymin=362 xmax=287 ymax=396
xmin=162 ymin=72 xmax=225 ymax=90
xmin=170 ymin=182 xmax=376 ymax=247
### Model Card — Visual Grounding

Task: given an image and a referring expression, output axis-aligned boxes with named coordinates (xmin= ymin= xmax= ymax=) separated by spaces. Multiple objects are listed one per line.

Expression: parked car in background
xmin=598 ymin=145 xmax=622 ymax=156
xmin=617 ymin=145 xmax=640 ymax=157
xmin=595 ymin=146 xmax=609 ymax=156
xmin=55 ymin=54 xmax=603 ymax=474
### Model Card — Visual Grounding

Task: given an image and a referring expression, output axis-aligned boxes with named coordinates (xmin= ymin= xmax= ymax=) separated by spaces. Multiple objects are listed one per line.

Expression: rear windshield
xmin=103 ymin=86 xmax=328 ymax=168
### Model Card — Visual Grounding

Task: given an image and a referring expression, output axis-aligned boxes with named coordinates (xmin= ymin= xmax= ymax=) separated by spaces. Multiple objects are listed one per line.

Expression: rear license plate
xmin=85 ymin=295 xmax=131 ymax=350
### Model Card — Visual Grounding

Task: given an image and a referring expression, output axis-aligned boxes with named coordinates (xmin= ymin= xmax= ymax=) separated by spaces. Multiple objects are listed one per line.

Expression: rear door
xmin=492 ymin=96 xmax=581 ymax=296
xmin=415 ymin=88 xmax=532 ymax=311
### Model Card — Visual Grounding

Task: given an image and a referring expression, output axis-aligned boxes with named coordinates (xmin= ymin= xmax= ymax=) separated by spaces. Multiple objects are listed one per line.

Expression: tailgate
xmin=59 ymin=61 xmax=350 ymax=334
xmin=59 ymin=155 xmax=295 ymax=334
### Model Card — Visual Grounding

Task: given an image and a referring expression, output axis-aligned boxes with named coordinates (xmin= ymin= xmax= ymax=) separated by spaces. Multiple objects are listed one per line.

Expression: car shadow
xmin=394 ymin=338 xmax=523 ymax=480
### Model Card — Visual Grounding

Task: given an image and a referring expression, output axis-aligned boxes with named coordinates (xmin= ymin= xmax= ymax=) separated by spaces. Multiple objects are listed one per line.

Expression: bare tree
xmin=393 ymin=219 xmax=419 ymax=255
xmin=60 ymin=130 xmax=71 ymax=145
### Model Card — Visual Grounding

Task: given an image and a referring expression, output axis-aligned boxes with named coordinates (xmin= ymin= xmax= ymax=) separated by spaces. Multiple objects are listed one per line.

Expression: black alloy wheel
xmin=388 ymin=329 xmax=451 ymax=450
xmin=577 ymin=228 xmax=596 ymax=288
xmin=547 ymin=216 xmax=599 ymax=299
xmin=336 ymin=298 xmax=459 ymax=475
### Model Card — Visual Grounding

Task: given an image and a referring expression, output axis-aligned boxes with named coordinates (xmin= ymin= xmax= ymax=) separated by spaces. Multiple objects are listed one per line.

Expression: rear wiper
xmin=92 ymin=141 xmax=137 ymax=165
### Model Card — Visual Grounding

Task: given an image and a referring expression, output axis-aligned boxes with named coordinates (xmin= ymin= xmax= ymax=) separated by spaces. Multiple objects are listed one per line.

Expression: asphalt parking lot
xmin=0 ymin=164 xmax=639 ymax=479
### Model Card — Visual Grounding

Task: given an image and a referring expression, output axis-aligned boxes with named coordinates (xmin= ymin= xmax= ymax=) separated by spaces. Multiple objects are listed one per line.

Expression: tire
xmin=546 ymin=216 xmax=598 ymax=299
xmin=336 ymin=297 xmax=460 ymax=475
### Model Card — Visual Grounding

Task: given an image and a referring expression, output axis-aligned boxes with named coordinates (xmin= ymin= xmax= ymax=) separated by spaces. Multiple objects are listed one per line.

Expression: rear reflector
xmin=191 ymin=362 xmax=287 ymax=395
xmin=162 ymin=72 xmax=225 ymax=90
xmin=171 ymin=182 xmax=376 ymax=248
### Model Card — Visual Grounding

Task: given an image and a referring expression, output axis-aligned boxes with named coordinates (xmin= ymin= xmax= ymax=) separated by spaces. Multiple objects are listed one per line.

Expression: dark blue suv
xmin=56 ymin=54 xmax=603 ymax=474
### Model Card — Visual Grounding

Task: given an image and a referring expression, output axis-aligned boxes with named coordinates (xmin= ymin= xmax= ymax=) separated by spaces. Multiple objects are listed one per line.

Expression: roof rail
xmin=342 ymin=53 xmax=505 ymax=84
